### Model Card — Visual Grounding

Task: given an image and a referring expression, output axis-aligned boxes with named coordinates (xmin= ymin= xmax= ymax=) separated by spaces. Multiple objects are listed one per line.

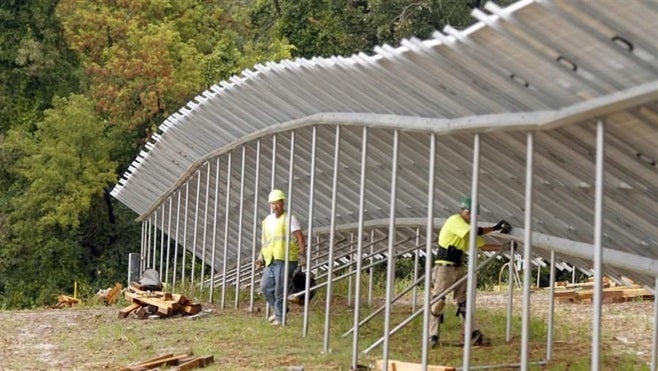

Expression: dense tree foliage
xmin=0 ymin=0 xmax=511 ymax=308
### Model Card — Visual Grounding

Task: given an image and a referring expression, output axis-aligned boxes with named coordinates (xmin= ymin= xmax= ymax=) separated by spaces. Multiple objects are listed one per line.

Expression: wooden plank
xmin=118 ymin=353 xmax=174 ymax=371
xmin=181 ymin=302 xmax=202 ymax=315
xmin=123 ymin=353 xmax=189 ymax=370
xmin=175 ymin=355 xmax=214 ymax=370
xmin=125 ymin=292 xmax=180 ymax=315
xmin=375 ymin=359 xmax=455 ymax=371
xmin=118 ymin=303 xmax=142 ymax=319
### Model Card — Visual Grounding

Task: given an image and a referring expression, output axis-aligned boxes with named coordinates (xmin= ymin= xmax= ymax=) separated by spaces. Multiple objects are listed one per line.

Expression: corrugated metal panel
xmin=111 ymin=0 xmax=658 ymax=286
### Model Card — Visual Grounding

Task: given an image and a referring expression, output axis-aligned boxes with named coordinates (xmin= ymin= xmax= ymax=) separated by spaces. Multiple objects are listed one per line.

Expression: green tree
xmin=0 ymin=0 xmax=80 ymax=133
xmin=0 ymin=95 xmax=116 ymax=308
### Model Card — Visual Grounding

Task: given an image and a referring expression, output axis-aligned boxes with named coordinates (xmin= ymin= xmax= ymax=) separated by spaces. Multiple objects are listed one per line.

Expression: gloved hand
xmin=255 ymin=257 xmax=264 ymax=269
xmin=298 ymin=254 xmax=307 ymax=267
xmin=493 ymin=220 xmax=512 ymax=234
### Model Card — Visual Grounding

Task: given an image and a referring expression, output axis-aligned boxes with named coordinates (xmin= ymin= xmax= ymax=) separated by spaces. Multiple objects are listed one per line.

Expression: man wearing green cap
xmin=257 ymin=189 xmax=306 ymax=326
xmin=428 ymin=197 xmax=511 ymax=348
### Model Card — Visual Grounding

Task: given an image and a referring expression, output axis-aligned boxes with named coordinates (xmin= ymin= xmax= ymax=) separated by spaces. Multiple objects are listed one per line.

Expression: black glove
xmin=493 ymin=220 xmax=512 ymax=234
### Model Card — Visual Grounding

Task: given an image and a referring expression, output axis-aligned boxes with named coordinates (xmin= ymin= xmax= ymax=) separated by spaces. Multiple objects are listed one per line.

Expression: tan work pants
xmin=429 ymin=264 xmax=476 ymax=337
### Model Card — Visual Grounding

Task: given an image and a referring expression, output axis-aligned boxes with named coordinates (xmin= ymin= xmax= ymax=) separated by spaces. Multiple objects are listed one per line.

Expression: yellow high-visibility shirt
xmin=261 ymin=212 xmax=300 ymax=266
xmin=438 ymin=214 xmax=485 ymax=252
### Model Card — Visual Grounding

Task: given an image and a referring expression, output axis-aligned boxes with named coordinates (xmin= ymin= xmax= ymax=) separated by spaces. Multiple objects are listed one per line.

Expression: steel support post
xmin=303 ymin=128 xmax=317 ymax=336
xmin=506 ymin=241 xmax=515 ymax=343
xmin=192 ymin=170 xmax=201 ymax=285
xmin=547 ymin=249 xmax=556 ymax=361
xmin=151 ymin=212 xmax=157 ymax=269
xmin=221 ymin=152 xmax=232 ymax=309
xmin=463 ymin=133 xmax=481 ymax=368
xmin=382 ymin=130 xmax=399 ymax=369
xmin=165 ymin=197 xmax=172 ymax=285
xmin=160 ymin=206 xmax=165 ymax=277
xmin=522 ymin=132 xmax=535 ymax=370
xmin=651 ymin=277 xmax=658 ymax=370
xmin=369 ymin=229 xmax=375 ymax=307
xmin=249 ymin=140 xmax=261 ymax=312
xmin=182 ymin=182 xmax=189 ymax=284
xmin=282 ymin=131 xmax=295 ymax=325
xmin=412 ymin=228 xmax=420 ymax=312
xmin=210 ymin=158 xmax=221 ymax=302
xmin=201 ymin=162 xmax=211 ymax=292
xmin=235 ymin=146 xmax=247 ymax=308
xmin=351 ymin=126 xmax=368 ymax=369
xmin=591 ymin=120 xmax=605 ymax=371
xmin=323 ymin=125 xmax=341 ymax=354
xmin=422 ymin=133 xmax=436 ymax=369
xmin=173 ymin=190 xmax=181 ymax=288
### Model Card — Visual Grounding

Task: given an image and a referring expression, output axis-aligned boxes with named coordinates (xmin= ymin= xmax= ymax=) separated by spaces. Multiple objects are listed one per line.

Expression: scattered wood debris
xmin=96 ymin=282 xmax=123 ymax=305
xmin=55 ymin=295 xmax=80 ymax=308
xmin=376 ymin=359 xmax=455 ymax=371
xmin=553 ymin=277 xmax=653 ymax=304
xmin=120 ymin=282 xmax=202 ymax=319
xmin=119 ymin=352 xmax=214 ymax=370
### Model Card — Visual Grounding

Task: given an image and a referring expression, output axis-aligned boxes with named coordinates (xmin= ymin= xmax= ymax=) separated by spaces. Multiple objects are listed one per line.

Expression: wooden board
xmin=375 ymin=360 xmax=455 ymax=371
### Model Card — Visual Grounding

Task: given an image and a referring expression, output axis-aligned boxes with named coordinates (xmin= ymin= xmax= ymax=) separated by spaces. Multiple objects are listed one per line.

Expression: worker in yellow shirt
xmin=429 ymin=197 xmax=511 ymax=347
xmin=257 ymin=189 xmax=306 ymax=326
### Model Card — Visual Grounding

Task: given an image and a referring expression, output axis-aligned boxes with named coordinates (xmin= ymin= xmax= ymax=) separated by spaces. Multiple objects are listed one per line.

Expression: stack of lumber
xmin=120 ymin=283 xmax=202 ymax=319
xmin=119 ymin=352 xmax=214 ymax=370
xmin=553 ymin=278 xmax=653 ymax=304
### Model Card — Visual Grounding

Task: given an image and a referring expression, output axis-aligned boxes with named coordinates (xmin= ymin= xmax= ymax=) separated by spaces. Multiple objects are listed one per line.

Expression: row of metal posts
xmin=136 ymin=122 xmax=658 ymax=370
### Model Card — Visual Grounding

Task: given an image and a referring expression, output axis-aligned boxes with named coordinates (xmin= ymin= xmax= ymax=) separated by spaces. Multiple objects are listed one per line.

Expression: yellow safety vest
xmin=261 ymin=212 xmax=299 ymax=266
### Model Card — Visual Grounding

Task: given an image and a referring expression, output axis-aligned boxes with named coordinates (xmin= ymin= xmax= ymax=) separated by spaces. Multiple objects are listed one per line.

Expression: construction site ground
xmin=0 ymin=289 xmax=653 ymax=370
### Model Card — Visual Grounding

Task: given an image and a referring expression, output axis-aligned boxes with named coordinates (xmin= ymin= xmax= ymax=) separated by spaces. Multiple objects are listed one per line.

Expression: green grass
xmin=0 ymin=284 xmax=651 ymax=370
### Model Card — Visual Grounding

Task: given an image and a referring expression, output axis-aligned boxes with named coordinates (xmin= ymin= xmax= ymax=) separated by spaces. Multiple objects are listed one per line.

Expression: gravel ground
xmin=478 ymin=290 xmax=655 ymax=366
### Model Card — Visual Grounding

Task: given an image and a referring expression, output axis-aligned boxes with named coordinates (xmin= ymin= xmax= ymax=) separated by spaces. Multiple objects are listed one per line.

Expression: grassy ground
xmin=0 ymin=287 xmax=652 ymax=370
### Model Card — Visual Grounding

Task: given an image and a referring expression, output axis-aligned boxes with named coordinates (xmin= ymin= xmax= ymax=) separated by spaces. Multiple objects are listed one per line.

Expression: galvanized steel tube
xmin=463 ymin=133 xmax=481 ymax=368
xmin=382 ymin=129 xmax=399 ymax=367
xmin=182 ymin=182 xmax=189 ymax=284
xmin=522 ymin=132 xmax=535 ymax=370
xmin=303 ymin=128 xmax=317 ymax=336
xmin=221 ymin=152 xmax=232 ymax=309
xmin=323 ymin=125 xmax=341 ymax=354
xmin=591 ymin=120 xmax=605 ymax=371
xmin=192 ymin=170 xmax=201 ymax=285
xmin=506 ymin=241 xmax=515 ymax=343
xmin=210 ymin=158 xmax=221 ymax=302
xmin=235 ymin=146 xmax=247 ymax=308
xmin=249 ymin=140 xmax=261 ymax=312
xmin=282 ymin=131 xmax=295 ymax=325
xmin=201 ymin=162 xmax=211 ymax=291
xmin=173 ymin=190 xmax=180 ymax=288
xmin=351 ymin=126 xmax=368 ymax=369
xmin=547 ymin=249 xmax=556 ymax=361
xmin=421 ymin=133 xmax=435 ymax=369
xmin=166 ymin=197 xmax=172 ymax=285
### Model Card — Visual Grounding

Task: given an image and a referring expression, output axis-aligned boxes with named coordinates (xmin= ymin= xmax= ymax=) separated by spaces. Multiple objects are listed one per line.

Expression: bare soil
xmin=0 ymin=290 xmax=653 ymax=370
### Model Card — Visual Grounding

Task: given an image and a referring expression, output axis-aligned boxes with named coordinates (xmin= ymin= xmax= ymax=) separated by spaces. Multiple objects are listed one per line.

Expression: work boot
xmin=469 ymin=330 xmax=490 ymax=346
xmin=430 ymin=335 xmax=439 ymax=349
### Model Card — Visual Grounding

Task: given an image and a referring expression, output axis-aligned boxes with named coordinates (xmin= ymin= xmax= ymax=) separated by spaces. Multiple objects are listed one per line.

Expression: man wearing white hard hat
xmin=257 ymin=189 xmax=306 ymax=326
